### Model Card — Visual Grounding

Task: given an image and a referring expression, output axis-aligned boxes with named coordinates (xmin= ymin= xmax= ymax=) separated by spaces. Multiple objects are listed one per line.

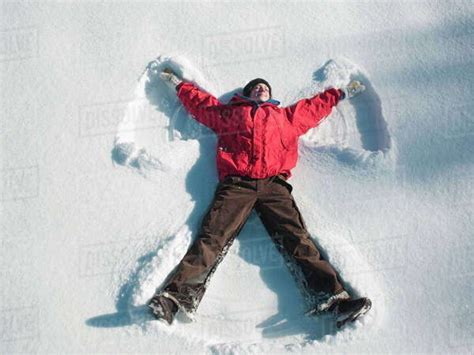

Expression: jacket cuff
xmin=338 ymin=89 xmax=346 ymax=100
xmin=175 ymin=81 xmax=185 ymax=92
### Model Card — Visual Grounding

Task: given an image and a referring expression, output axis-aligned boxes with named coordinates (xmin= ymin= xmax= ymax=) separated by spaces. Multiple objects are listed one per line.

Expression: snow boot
xmin=147 ymin=294 xmax=179 ymax=325
xmin=334 ymin=297 xmax=372 ymax=328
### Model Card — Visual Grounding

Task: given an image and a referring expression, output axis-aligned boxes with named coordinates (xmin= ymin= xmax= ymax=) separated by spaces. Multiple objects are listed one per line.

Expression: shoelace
xmin=148 ymin=299 xmax=164 ymax=315
xmin=317 ymin=290 xmax=351 ymax=313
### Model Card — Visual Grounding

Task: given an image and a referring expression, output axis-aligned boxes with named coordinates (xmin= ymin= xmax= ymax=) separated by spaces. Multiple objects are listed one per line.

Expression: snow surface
xmin=1 ymin=1 xmax=473 ymax=353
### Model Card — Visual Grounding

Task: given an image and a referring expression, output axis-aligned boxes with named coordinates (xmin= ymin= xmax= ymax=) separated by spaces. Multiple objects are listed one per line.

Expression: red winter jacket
xmin=176 ymin=81 xmax=343 ymax=181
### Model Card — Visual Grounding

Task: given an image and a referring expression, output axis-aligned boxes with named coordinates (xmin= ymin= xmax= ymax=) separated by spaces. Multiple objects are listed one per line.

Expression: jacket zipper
xmin=249 ymin=103 xmax=258 ymax=171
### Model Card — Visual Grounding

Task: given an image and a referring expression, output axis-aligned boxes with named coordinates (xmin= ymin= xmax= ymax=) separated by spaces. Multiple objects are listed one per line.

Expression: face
xmin=249 ymin=83 xmax=271 ymax=102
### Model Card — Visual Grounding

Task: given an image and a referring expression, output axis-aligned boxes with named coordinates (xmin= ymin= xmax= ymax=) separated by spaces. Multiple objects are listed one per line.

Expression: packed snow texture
xmin=1 ymin=1 xmax=473 ymax=354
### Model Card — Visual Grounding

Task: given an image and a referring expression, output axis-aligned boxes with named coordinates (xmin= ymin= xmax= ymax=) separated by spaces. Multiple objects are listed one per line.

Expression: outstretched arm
xmin=160 ymin=68 xmax=223 ymax=133
xmin=284 ymin=80 xmax=365 ymax=136
xmin=176 ymin=82 xmax=223 ymax=133
xmin=284 ymin=88 xmax=343 ymax=136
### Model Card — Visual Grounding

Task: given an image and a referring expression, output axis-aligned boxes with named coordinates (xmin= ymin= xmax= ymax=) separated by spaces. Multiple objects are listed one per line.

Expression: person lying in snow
xmin=148 ymin=69 xmax=371 ymax=328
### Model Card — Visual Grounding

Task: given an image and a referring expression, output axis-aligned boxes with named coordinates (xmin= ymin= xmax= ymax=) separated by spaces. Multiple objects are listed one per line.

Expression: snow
xmin=1 ymin=0 xmax=473 ymax=353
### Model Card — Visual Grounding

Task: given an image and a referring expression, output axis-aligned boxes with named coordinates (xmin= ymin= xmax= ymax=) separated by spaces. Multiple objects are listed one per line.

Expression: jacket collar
xmin=229 ymin=94 xmax=280 ymax=107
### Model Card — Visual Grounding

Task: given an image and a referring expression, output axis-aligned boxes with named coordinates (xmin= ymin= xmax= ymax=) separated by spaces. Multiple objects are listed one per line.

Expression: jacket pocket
xmin=272 ymin=116 xmax=295 ymax=150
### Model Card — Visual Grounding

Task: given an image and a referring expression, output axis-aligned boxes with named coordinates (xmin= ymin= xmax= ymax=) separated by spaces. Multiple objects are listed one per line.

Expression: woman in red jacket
xmin=148 ymin=70 xmax=370 ymax=327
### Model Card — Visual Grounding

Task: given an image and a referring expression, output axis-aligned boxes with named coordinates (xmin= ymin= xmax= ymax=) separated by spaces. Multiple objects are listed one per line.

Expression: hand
xmin=342 ymin=80 xmax=365 ymax=99
xmin=160 ymin=68 xmax=183 ymax=88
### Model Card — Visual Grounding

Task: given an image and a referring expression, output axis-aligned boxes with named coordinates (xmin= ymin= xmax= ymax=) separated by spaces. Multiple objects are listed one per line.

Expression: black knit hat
xmin=243 ymin=78 xmax=272 ymax=98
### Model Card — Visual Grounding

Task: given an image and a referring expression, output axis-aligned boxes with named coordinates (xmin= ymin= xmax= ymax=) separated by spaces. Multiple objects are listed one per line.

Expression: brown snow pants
xmin=161 ymin=175 xmax=345 ymax=313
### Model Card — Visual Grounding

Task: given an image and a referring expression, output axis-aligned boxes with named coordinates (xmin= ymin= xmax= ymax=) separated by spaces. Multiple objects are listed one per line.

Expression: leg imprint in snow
xmin=299 ymin=58 xmax=395 ymax=168
xmin=282 ymin=58 xmax=390 ymax=333
xmin=107 ymin=55 xmax=221 ymax=328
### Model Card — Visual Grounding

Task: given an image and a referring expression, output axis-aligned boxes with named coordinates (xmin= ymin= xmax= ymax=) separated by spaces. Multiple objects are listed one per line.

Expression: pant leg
xmin=255 ymin=176 xmax=345 ymax=300
xmin=161 ymin=177 xmax=257 ymax=314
